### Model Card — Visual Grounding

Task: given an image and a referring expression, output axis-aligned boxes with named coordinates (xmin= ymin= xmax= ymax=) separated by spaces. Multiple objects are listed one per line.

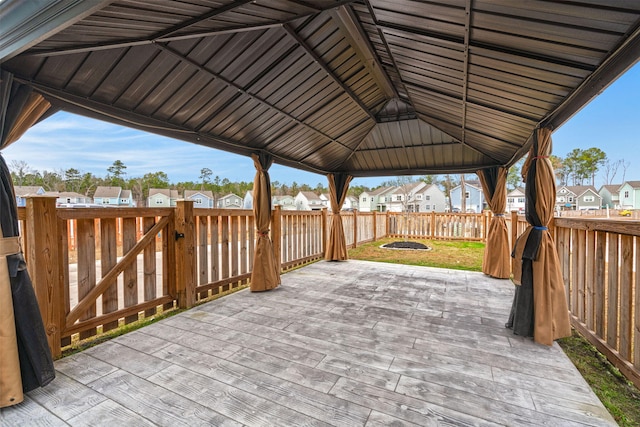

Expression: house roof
xmin=149 ymin=188 xmax=180 ymax=198
xmin=298 ymin=191 xmax=322 ymax=201
xmin=623 ymin=181 xmax=640 ymax=189
xmin=184 ymin=190 xmax=213 ymax=199
xmin=13 ymin=186 xmax=44 ymax=196
xmin=367 ymin=186 xmax=396 ymax=197
xmin=3 ymin=2 xmax=639 ymax=178
xmin=507 ymin=187 xmax=525 ymax=196
xmin=219 ymin=193 xmax=241 ymax=200
xmin=93 ymin=186 xmax=122 ymax=198
xmin=600 ymin=184 xmax=622 ymax=193
xmin=566 ymin=185 xmax=600 ymax=198
xmin=120 ymin=189 xmax=132 ymax=198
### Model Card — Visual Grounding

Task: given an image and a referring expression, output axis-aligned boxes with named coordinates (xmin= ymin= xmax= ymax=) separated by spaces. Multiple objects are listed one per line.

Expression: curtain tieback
xmin=256 ymin=230 xmax=270 ymax=237
xmin=532 ymin=155 xmax=549 ymax=159
xmin=533 ymin=226 xmax=548 ymax=231
xmin=0 ymin=236 xmax=21 ymax=257
xmin=493 ymin=213 xmax=505 ymax=217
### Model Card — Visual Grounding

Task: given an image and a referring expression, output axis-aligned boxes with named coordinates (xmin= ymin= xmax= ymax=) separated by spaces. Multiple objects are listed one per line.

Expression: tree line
xmin=9 ymin=146 xmax=619 ymax=207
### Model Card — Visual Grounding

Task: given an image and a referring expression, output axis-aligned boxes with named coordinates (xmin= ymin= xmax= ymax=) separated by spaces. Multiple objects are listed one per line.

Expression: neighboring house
xmin=93 ymin=186 xmax=129 ymax=206
xmin=217 ymin=193 xmax=243 ymax=209
xmin=618 ymin=181 xmax=640 ymax=209
xmin=507 ymin=187 xmax=526 ymax=213
xmin=450 ymin=180 xmax=484 ymax=213
xmin=185 ymin=190 xmax=214 ymax=208
xmin=387 ymin=182 xmax=427 ymax=212
xmin=295 ymin=191 xmax=326 ymax=211
xmin=323 ymin=193 xmax=359 ymax=211
xmin=119 ymin=189 xmax=135 ymax=207
xmin=148 ymin=188 xmax=180 ymax=207
xmin=411 ymin=184 xmax=447 ymax=212
xmin=272 ymin=195 xmax=296 ymax=210
xmin=599 ymin=184 xmax=622 ymax=209
xmin=13 ymin=185 xmax=45 ymax=207
xmin=243 ymin=191 xmax=253 ymax=209
xmin=556 ymin=185 xmax=601 ymax=210
xmin=56 ymin=191 xmax=92 ymax=206
xmin=343 ymin=195 xmax=358 ymax=211
xmin=358 ymin=186 xmax=395 ymax=212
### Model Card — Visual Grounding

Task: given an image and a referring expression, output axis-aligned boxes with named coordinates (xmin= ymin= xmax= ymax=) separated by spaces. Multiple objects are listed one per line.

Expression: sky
xmin=2 ymin=61 xmax=639 ymax=189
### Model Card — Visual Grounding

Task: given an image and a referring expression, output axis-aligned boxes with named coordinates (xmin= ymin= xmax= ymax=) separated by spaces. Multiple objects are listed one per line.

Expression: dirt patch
xmin=381 ymin=241 xmax=431 ymax=250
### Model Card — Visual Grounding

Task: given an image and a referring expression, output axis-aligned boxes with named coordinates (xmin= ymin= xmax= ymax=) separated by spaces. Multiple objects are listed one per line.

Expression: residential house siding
xmin=618 ymin=181 xmax=640 ymax=209
xmin=148 ymin=189 xmax=180 ymax=207
xmin=14 ymin=186 xmax=45 ymax=207
xmin=217 ymin=193 xmax=243 ymax=209
xmin=599 ymin=185 xmax=621 ymax=209
xmin=506 ymin=187 xmax=526 ymax=213
xmin=185 ymin=190 xmax=214 ymax=208
xmin=450 ymin=180 xmax=484 ymax=213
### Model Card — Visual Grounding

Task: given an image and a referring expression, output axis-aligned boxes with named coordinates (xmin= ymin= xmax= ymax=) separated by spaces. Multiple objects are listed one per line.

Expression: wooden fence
xmin=15 ymin=198 xmax=640 ymax=388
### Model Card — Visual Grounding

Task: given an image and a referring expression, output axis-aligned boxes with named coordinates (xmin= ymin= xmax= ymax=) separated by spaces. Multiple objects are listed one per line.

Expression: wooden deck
xmin=1 ymin=261 xmax=616 ymax=426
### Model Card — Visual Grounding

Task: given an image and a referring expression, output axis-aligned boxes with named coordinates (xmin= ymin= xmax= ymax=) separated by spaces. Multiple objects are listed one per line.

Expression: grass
xmin=349 ymin=238 xmax=640 ymax=425
xmin=349 ymin=237 xmax=485 ymax=271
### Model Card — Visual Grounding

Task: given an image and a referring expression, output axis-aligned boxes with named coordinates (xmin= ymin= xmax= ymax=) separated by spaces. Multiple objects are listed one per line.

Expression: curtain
xmin=250 ymin=152 xmax=280 ymax=291
xmin=506 ymin=128 xmax=571 ymax=346
xmin=0 ymin=71 xmax=55 ymax=407
xmin=325 ymin=173 xmax=353 ymax=261
xmin=477 ymin=167 xmax=510 ymax=279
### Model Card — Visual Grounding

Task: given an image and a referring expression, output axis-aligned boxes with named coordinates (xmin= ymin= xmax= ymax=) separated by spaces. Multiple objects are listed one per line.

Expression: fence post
xmin=510 ymin=210 xmax=518 ymax=249
xmin=272 ymin=205 xmax=282 ymax=271
xmin=25 ymin=196 xmax=62 ymax=358
xmin=352 ymin=209 xmax=358 ymax=248
xmin=430 ymin=211 xmax=436 ymax=238
xmin=321 ymin=208 xmax=328 ymax=254
xmin=372 ymin=211 xmax=377 ymax=242
xmin=175 ymin=200 xmax=196 ymax=309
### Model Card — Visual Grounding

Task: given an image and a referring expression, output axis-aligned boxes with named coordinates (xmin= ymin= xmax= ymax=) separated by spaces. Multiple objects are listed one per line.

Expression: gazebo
xmin=1 ymin=0 xmax=640 ymax=408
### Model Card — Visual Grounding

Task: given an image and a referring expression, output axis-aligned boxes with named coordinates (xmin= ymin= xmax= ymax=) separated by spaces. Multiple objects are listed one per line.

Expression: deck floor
xmin=1 ymin=261 xmax=616 ymax=426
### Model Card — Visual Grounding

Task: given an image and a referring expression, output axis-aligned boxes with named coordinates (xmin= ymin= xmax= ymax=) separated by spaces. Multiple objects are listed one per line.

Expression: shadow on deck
xmin=1 ymin=261 xmax=615 ymax=426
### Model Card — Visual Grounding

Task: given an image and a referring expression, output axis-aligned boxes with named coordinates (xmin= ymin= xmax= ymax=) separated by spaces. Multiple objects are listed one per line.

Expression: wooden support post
xmin=321 ymin=208 xmax=328 ymax=255
xmin=25 ymin=196 xmax=62 ymax=358
xmin=430 ymin=211 xmax=436 ymax=239
xmin=372 ymin=210 xmax=377 ymax=242
xmin=510 ymin=210 xmax=518 ymax=249
xmin=175 ymin=200 xmax=196 ymax=309
xmin=352 ymin=209 xmax=358 ymax=248
xmin=272 ymin=205 xmax=282 ymax=272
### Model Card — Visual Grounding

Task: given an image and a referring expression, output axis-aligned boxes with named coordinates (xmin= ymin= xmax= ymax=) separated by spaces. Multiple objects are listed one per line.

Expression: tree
xmin=506 ymin=159 xmax=525 ymax=190
xmin=581 ymin=147 xmax=606 ymax=186
xmin=64 ymin=168 xmax=81 ymax=192
xmin=549 ymin=155 xmax=567 ymax=185
xmin=601 ymin=158 xmax=622 ymax=185
xmin=199 ymin=167 xmax=212 ymax=190
xmin=9 ymin=160 xmax=31 ymax=185
xmin=106 ymin=160 xmax=127 ymax=186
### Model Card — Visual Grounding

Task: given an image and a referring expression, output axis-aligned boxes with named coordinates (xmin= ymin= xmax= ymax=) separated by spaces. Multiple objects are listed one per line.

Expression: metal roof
xmin=2 ymin=0 xmax=639 ymax=177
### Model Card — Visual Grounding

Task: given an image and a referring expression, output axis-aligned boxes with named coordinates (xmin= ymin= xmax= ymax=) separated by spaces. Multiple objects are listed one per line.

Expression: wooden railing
xmin=554 ymin=217 xmax=640 ymax=389
xmin=16 ymin=197 xmax=640 ymax=388
xmin=16 ymin=198 xmax=387 ymax=357
xmin=387 ymin=211 xmax=491 ymax=241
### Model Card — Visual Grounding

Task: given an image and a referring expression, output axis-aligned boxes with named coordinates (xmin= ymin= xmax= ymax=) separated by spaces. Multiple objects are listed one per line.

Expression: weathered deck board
xmin=0 ymin=261 xmax=617 ymax=426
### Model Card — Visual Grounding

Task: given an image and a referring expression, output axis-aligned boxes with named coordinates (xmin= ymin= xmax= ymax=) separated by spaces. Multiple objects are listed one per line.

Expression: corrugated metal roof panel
xmin=3 ymin=0 xmax=640 ymax=177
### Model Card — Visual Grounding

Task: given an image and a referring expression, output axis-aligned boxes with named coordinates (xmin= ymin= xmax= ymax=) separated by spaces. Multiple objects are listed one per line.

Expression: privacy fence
xmin=16 ymin=197 xmax=640 ymax=388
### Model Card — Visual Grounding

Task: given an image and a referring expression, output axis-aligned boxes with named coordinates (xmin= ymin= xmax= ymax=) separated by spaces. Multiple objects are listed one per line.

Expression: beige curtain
xmin=507 ymin=128 xmax=571 ymax=346
xmin=324 ymin=173 xmax=352 ymax=261
xmin=250 ymin=152 xmax=280 ymax=291
xmin=477 ymin=167 xmax=510 ymax=279
xmin=1 ymin=71 xmax=55 ymax=407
